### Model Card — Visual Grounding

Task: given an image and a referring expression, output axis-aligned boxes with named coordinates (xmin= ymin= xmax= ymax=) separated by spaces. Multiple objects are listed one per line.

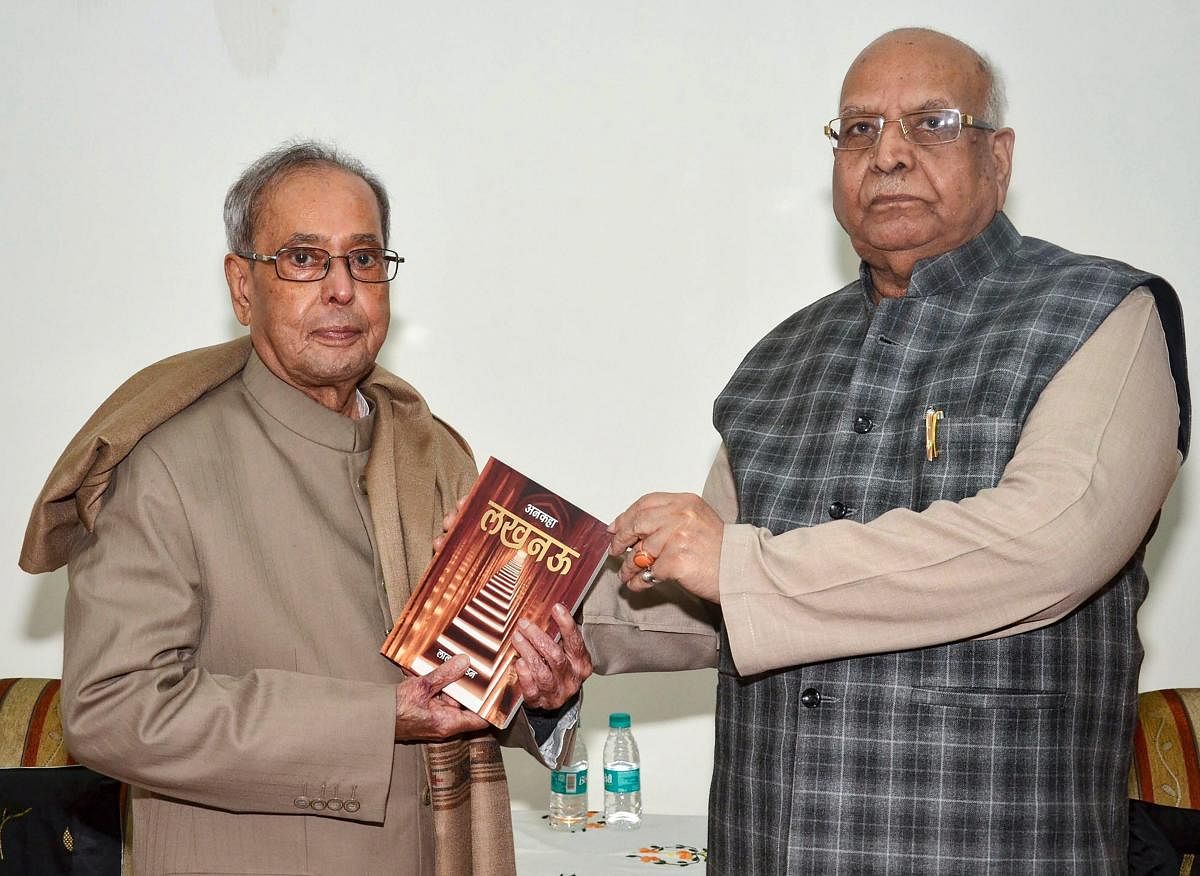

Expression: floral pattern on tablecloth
xmin=625 ymin=844 xmax=707 ymax=867
xmin=538 ymin=812 xmax=709 ymax=868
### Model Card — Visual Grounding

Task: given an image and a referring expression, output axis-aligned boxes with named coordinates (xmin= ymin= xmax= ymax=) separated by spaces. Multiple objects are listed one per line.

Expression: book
xmin=381 ymin=457 xmax=611 ymax=728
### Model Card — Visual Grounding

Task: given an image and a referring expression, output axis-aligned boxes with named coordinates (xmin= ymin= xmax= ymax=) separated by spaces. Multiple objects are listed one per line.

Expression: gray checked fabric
xmin=709 ymin=213 xmax=1189 ymax=875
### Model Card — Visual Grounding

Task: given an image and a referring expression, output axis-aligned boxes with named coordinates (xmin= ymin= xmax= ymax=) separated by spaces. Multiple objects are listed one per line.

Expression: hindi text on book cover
xmin=381 ymin=458 xmax=610 ymax=727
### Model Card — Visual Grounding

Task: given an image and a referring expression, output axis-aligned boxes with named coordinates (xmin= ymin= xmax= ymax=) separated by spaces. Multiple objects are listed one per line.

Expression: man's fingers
xmin=396 ymin=661 xmax=493 ymax=742
xmin=619 ymin=530 xmax=677 ymax=581
xmin=549 ymin=604 xmax=593 ymax=674
xmin=514 ymin=657 xmax=544 ymax=702
xmin=610 ymin=497 xmax=695 ymax=558
xmin=512 ymin=627 xmax=561 ymax=684
xmin=437 ymin=496 xmax=471 ymax=545
xmin=423 ymin=653 xmax=472 ymax=694
xmin=611 ymin=492 xmax=686 ymax=522
xmin=550 ymin=604 xmax=585 ymax=654
xmin=625 ymin=573 xmax=657 ymax=593
xmin=620 ymin=547 xmax=662 ymax=581
xmin=609 ymin=525 xmax=639 ymax=557
xmin=408 ymin=702 xmax=489 ymax=741
xmin=432 ymin=703 xmax=489 ymax=735
xmin=515 ymin=619 xmax=567 ymax=667
xmin=507 ymin=607 xmax=593 ymax=711
xmin=452 ymin=713 xmax=490 ymax=734
xmin=612 ymin=493 xmax=720 ymax=581
xmin=608 ymin=493 xmax=672 ymax=554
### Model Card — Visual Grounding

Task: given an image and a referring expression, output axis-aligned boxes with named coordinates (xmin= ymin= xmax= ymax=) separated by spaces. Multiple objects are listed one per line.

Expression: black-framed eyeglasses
xmin=824 ymin=108 xmax=995 ymax=151
xmin=239 ymin=246 xmax=403 ymax=283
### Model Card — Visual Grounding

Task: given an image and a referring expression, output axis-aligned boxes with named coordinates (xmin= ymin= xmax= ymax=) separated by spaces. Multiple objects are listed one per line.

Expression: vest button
xmin=828 ymin=501 xmax=847 ymax=520
xmin=800 ymin=687 xmax=822 ymax=709
xmin=853 ymin=415 xmax=874 ymax=434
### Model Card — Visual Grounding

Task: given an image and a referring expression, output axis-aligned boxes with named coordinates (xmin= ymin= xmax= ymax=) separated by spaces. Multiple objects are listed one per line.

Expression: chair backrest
xmin=0 ymin=677 xmax=76 ymax=768
xmin=1129 ymin=688 xmax=1200 ymax=809
xmin=1129 ymin=688 xmax=1199 ymax=876
xmin=0 ymin=677 xmax=129 ymax=875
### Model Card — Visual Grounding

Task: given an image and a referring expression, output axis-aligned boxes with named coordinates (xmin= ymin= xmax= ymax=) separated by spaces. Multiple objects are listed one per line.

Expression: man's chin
xmin=858 ymin=221 xmax=941 ymax=256
xmin=298 ymin=352 xmax=376 ymax=387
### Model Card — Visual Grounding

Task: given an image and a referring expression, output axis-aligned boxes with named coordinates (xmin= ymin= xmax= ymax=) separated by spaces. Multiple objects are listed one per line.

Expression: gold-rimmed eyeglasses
xmin=239 ymin=246 xmax=403 ymax=283
xmin=824 ymin=108 xmax=994 ymax=151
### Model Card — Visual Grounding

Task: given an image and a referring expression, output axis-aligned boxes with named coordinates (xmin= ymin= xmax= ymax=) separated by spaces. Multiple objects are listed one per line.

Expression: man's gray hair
xmin=223 ymin=141 xmax=390 ymax=254
xmin=979 ymin=53 xmax=1007 ymax=127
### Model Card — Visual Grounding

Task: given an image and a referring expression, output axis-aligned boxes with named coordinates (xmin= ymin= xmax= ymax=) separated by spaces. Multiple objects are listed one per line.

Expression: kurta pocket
xmin=911 ymin=685 xmax=1066 ymax=710
xmin=915 ymin=415 xmax=1023 ymax=507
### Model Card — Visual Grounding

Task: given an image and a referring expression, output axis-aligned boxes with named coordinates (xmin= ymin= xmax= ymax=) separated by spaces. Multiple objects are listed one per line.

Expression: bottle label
xmin=603 ymin=766 xmax=640 ymax=793
xmin=551 ymin=768 xmax=588 ymax=795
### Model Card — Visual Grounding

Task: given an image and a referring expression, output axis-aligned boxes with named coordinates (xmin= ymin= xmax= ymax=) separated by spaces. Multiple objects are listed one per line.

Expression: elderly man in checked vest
xmin=586 ymin=27 xmax=1189 ymax=874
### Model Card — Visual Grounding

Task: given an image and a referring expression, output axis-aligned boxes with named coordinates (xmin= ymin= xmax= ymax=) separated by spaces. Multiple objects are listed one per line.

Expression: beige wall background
xmin=2 ymin=1 xmax=1196 ymax=816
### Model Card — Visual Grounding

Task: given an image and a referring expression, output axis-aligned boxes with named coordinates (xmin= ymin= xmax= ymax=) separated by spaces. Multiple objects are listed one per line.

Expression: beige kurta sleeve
xmin=718 ymin=288 xmax=1182 ymax=676
xmin=581 ymin=467 xmax=729 ymax=673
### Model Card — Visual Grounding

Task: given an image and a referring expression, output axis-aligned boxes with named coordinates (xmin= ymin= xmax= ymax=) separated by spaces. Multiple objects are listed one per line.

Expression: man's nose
xmin=871 ymin=118 xmax=913 ymax=173
xmin=322 ymin=256 xmax=357 ymax=304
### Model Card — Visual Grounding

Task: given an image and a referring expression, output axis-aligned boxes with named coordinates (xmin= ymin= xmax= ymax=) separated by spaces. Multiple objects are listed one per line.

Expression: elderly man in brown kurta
xmin=19 ymin=142 xmax=590 ymax=876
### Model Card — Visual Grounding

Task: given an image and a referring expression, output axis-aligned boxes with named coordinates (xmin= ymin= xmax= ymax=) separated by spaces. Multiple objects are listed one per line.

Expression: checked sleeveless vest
xmin=709 ymin=213 xmax=1188 ymax=875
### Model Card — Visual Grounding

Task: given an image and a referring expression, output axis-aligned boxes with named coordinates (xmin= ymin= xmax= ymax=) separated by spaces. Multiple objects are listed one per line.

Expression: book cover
xmin=381 ymin=457 xmax=611 ymax=728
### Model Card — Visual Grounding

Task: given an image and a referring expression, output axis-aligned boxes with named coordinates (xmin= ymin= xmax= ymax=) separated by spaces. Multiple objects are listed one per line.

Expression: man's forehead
xmin=255 ymin=167 xmax=382 ymax=243
xmin=278 ymin=230 xmax=383 ymax=246
xmin=838 ymin=31 xmax=986 ymax=111
xmin=839 ymin=95 xmax=956 ymax=116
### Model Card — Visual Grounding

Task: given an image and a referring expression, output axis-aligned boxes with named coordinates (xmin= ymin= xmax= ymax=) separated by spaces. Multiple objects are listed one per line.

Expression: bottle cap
xmin=608 ymin=712 xmax=631 ymax=728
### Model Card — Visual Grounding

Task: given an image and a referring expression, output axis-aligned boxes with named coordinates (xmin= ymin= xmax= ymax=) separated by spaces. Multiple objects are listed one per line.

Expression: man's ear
xmin=224 ymin=253 xmax=253 ymax=327
xmin=991 ymin=127 xmax=1015 ymax=211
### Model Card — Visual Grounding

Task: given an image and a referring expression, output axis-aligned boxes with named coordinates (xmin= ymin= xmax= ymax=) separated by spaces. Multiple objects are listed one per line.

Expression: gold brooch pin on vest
xmin=925 ymin=408 xmax=944 ymax=461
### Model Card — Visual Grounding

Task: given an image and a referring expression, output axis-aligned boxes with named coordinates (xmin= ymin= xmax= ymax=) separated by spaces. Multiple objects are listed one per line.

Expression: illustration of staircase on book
xmin=412 ymin=553 xmax=529 ymax=710
xmin=382 ymin=457 xmax=611 ymax=727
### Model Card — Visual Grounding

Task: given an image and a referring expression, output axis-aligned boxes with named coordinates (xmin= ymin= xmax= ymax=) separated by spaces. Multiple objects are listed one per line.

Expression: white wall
xmin=2 ymin=2 xmax=1196 ymax=817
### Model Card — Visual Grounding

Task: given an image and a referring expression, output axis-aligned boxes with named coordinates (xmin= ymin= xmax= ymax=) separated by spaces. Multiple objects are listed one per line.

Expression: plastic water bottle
xmin=603 ymin=712 xmax=641 ymax=829
xmin=548 ymin=728 xmax=589 ymax=831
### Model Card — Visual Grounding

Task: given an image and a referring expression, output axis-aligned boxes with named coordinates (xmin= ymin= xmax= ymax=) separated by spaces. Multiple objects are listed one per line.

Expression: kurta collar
xmin=859 ymin=211 xmax=1022 ymax=301
xmin=241 ymin=350 xmax=374 ymax=452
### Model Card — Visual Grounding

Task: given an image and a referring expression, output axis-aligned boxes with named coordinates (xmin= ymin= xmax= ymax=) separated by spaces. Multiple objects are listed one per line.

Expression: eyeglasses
xmin=239 ymin=246 xmax=404 ymax=283
xmin=824 ymin=108 xmax=994 ymax=151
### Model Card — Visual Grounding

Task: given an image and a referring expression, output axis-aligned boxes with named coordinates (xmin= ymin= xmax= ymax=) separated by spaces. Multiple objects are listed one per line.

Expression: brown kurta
xmin=23 ymin=342 xmax=523 ymax=876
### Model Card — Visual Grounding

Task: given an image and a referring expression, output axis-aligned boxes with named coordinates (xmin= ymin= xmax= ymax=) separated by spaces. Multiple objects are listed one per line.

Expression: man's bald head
xmin=831 ymin=27 xmax=1015 ymax=298
xmin=846 ymin=28 xmax=1006 ymax=126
